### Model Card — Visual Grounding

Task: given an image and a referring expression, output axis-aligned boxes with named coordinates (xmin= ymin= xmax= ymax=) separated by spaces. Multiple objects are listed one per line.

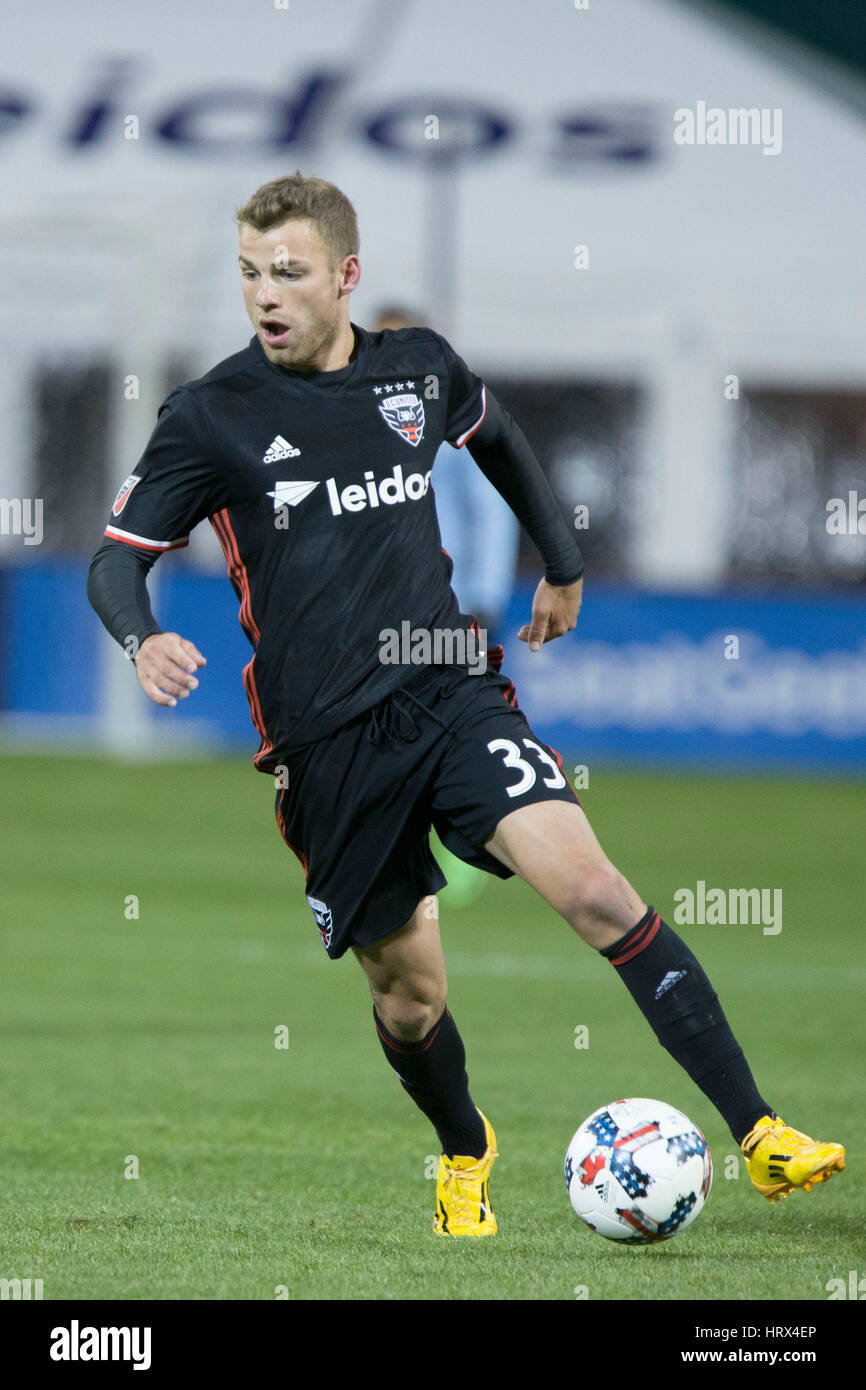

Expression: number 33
xmin=487 ymin=737 xmax=567 ymax=798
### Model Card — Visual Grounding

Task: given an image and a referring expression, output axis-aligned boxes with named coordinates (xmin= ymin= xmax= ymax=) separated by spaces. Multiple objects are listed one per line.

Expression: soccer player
xmin=88 ymin=173 xmax=844 ymax=1237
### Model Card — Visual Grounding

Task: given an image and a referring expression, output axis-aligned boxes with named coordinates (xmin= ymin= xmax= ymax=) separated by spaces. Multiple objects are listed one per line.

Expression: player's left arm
xmin=516 ymin=573 xmax=583 ymax=652
xmin=462 ymin=390 xmax=584 ymax=649
xmin=435 ymin=331 xmax=584 ymax=649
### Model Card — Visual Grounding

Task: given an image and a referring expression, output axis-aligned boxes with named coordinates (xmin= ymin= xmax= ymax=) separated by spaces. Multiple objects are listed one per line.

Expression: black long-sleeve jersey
xmin=88 ymin=324 xmax=583 ymax=772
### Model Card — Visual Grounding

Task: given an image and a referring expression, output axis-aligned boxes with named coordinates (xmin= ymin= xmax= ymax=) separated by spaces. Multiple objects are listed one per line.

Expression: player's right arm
xmin=87 ymin=387 xmax=224 ymax=706
xmin=87 ymin=539 xmax=206 ymax=706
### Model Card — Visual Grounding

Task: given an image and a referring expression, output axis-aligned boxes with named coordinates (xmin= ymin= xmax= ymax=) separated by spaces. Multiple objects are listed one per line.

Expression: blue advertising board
xmin=499 ymin=583 xmax=866 ymax=773
xmin=2 ymin=564 xmax=864 ymax=773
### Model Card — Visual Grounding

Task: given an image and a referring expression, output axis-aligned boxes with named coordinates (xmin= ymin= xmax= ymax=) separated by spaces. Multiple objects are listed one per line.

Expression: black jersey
xmin=101 ymin=325 xmax=491 ymax=769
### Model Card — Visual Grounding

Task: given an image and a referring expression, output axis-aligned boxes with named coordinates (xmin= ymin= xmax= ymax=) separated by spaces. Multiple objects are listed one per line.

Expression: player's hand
xmin=517 ymin=576 xmax=583 ymax=651
xmin=134 ymin=633 xmax=207 ymax=707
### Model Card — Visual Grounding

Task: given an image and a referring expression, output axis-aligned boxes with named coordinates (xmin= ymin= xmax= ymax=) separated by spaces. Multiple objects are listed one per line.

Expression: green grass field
xmin=1 ymin=753 xmax=862 ymax=1301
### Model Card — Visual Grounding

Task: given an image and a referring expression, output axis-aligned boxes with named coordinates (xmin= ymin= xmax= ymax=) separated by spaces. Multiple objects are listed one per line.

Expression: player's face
xmin=238 ymin=219 xmax=356 ymax=371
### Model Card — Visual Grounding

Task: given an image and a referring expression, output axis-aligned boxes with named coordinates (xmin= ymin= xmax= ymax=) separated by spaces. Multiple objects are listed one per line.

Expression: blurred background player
xmin=374 ymin=306 xmax=521 ymax=905
xmin=373 ymin=306 xmax=519 ymax=645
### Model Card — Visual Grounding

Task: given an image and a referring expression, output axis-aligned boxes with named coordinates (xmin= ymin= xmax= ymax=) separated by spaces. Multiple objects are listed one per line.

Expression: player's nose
xmin=255 ymin=277 xmax=281 ymax=307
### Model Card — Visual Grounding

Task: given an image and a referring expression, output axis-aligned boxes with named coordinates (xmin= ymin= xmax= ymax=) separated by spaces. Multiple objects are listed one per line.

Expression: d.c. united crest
xmin=307 ymin=894 xmax=333 ymax=949
xmin=377 ymin=392 xmax=425 ymax=448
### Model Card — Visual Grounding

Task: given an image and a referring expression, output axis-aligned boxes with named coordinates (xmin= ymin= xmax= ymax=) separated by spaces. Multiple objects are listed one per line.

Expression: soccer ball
xmin=564 ymin=1098 xmax=712 ymax=1244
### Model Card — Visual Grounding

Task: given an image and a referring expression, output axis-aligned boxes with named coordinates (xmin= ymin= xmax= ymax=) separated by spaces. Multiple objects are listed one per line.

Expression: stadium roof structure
xmin=682 ymin=0 xmax=866 ymax=114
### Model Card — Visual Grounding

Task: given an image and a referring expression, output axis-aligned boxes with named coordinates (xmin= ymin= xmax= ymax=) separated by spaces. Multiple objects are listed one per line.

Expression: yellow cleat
xmin=741 ymin=1115 xmax=845 ymax=1204
xmin=433 ymin=1110 xmax=498 ymax=1237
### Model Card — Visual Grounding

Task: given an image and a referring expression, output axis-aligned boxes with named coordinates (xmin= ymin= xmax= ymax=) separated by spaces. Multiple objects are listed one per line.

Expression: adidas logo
xmin=263 ymin=434 xmax=301 ymax=463
xmin=654 ymin=968 xmax=687 ymax=1000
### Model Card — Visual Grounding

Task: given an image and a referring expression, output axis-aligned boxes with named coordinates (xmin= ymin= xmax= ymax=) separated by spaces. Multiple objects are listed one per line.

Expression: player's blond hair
xmin=235 ymin=172 xmax=359 ymax=270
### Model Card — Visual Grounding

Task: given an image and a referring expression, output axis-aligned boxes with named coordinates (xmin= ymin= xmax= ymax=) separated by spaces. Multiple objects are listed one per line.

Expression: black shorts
xmin=274 ymin=646 xmax=581 ymax=959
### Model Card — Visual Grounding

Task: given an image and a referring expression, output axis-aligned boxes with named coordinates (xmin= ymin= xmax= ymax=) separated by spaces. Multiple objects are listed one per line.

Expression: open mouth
xmin=261 ymin=320 xmax=290 ymax=345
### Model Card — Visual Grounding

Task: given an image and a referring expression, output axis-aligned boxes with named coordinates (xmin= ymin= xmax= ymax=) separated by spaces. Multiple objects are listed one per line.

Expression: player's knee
xmin=566 ymin=862 xmax=636 ymax=940
xmin=373 ymin=987 xmax=446 ymax=1041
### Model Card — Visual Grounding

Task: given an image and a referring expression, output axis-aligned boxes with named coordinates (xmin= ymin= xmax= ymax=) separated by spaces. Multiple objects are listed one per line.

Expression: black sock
xmin=374 ymin=1006 xmax=487 ymax=1159
xmin=600 ymin=907 xmax=776 ymax=1144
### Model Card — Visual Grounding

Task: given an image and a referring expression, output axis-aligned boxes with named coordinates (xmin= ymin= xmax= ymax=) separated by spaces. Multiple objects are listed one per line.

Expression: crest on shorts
xmin=307 ymin=894 xmax=333 ymax=949
xmin=378 ymin=392 xmax=425 ymax=448
xmin=112 ymin=474 xmax=142 ymax=517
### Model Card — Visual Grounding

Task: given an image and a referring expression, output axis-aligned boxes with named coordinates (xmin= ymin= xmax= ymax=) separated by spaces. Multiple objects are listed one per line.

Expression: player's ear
xmin=338 ymin=254 xmax=361 ymax=295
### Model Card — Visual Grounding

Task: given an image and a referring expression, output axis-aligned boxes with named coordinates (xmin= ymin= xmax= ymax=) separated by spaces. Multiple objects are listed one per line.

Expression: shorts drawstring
xmin=398 ymin=685 xmax=458 ymax=736
xmin=366 ymin=640 xmax=499 ymax=748
xmin=366 ymin=679 xmax=459 ymax=748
